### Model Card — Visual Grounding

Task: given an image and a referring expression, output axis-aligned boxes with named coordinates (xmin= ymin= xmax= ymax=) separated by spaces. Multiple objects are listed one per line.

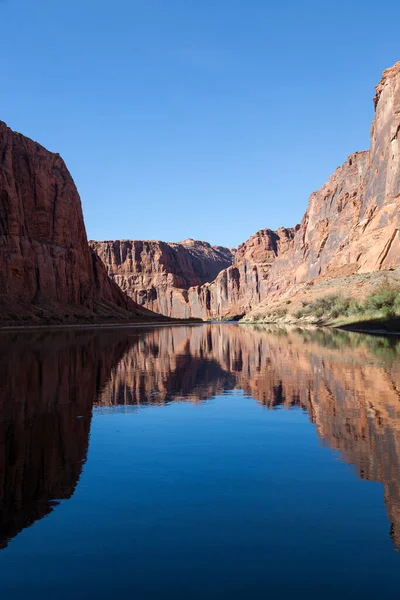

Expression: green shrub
xmin=293 ymin=281 xmax=400 ymax=322
xmin=366 ymin=282 xmax=400 ymax=312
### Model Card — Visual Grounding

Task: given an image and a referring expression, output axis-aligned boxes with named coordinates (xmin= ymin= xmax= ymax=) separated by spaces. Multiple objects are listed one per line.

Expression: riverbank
xmin=0 ymin=318 xmax=204 ymax=332
xmin=240 ymin=274 xmax=400 ymax=336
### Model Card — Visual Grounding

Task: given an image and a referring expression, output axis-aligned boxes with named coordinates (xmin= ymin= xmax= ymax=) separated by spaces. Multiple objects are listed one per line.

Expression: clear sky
xmin=1 ymin=0 xmax=399 ymax=248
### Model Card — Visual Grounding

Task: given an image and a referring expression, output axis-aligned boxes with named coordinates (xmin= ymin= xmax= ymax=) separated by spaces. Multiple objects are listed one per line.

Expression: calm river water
xmin=1 ymin=323 xmax=400 ymax=598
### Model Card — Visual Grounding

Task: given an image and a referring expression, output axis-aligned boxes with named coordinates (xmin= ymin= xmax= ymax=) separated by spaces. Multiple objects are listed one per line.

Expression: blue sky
xmin=1 ymin=0 xmax=399 ymax=247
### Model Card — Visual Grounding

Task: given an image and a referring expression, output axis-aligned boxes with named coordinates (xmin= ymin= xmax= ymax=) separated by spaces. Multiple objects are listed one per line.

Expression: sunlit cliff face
xmin=1 ymin=324 xmax=400 ymax=549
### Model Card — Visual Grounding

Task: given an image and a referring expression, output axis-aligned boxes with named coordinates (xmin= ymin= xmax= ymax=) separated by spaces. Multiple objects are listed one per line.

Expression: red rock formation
xmin=186 ymin=227 xmax=296 ymax=319
xmin=256 ymin=60 xmax=400 ymax=305
xmin=91 ymin=228 xmax=295 ymax=320
xmin=89 ymin=238 xmax=234 ymax=318
xmin=0 ymin=121 xmax=168 ymax=325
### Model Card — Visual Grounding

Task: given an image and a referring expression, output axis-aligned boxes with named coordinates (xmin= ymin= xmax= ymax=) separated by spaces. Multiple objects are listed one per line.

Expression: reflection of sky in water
xmin=1 ymin=324 xmax=400 ymax=599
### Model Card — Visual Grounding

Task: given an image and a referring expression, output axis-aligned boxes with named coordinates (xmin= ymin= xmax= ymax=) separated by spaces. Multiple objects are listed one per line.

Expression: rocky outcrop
xmin=90 ymin=238 xmax=235 ymax=318
xmin=0 ymin=121 xmax=168 ymax=325
xmin=186 ymin=227 xmax=296 ymax=319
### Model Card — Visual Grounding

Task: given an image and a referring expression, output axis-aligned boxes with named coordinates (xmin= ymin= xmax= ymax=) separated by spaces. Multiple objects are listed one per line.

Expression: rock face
xmin=90 ymin=238 xmax=235 ymax=318
xmin=257 ymin=60 xmax=400 ymax=304
xmin=0 ymin=121 xmax=167 ymax=325
xmin=91 ymin=228 xmax=295 ymax=319
xmin=186 ymin=227 xmax=296 ymax=319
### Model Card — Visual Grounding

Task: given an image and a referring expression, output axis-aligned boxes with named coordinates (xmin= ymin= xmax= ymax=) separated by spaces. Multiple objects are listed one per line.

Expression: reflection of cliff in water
xmin=97 ymin=324 xmax=400 ymax=549
xmin=1 ymin=324 xmax=400 ymax=550
xmin=0 ymin=330 xmax=130 ymax=549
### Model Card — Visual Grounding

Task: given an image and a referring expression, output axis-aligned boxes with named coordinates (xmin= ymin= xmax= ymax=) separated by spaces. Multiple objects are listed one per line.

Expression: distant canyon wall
xmin=89 ymin=238 xmax=236 ymax=318
xmin=92 ymin=228 xmax=296 ymax=319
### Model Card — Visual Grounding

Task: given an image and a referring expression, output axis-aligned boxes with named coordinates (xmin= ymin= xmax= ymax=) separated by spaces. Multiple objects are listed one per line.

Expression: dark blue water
xmin=1 ymin=324 xmax=400 ymax=598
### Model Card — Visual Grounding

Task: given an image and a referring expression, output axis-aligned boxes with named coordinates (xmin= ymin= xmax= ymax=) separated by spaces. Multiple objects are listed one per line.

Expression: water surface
xmin=1 ymin=324 xmax=400 ymax=598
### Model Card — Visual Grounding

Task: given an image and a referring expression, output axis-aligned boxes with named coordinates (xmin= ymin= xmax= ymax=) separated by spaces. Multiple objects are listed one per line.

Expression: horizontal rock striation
xmin=0 ymin=121 xmax=168 ymax=325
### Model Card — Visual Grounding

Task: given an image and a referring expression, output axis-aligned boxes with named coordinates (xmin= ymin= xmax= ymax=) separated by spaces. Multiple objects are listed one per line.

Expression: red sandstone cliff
xmin=0 ymin=121 xmax=168 ymax=325
xmin=89 ymin=237 xmax=235 ymax=318
xmin=185 ymin=227 xmax=296 ymax=319
xmin=245 ymin=60 xmax=400 ymax=317
xmin=91 ymin=228 xmax=295 ymax=320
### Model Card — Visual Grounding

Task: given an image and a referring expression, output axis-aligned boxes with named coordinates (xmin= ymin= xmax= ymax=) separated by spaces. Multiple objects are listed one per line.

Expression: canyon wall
xmin=91 ymin=228 xmax=295 ymax=319
xmin=186 ymin=227 xmax=296 ymax=319
xmin=89 ymin=238 xmax=234 ymax=318
xmin=0 ymin=121 xmax=167 ymax=325
xmin=251 ymin=60 xmax=400 ymax=312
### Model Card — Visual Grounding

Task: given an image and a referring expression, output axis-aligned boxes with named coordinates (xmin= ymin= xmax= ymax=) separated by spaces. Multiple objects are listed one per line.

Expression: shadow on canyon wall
xmin=1 ymin=324 xmax=400 ymax=549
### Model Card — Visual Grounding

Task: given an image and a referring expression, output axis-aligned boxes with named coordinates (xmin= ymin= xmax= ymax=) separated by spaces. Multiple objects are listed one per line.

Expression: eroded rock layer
xmin=0 ymin=121 xmax=167 ymax=325
xmin=186 ymin=227 xmax=296 ymax=319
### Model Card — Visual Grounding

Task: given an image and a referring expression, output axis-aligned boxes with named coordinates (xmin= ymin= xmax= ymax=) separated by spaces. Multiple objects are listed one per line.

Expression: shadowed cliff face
xmin=0 ymin=122 xmax=167 ymax=326
xmin=2 ymin=324 xmax=400 ymax=550
xmin=0 ymin=330 xmax=130 ymax=548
